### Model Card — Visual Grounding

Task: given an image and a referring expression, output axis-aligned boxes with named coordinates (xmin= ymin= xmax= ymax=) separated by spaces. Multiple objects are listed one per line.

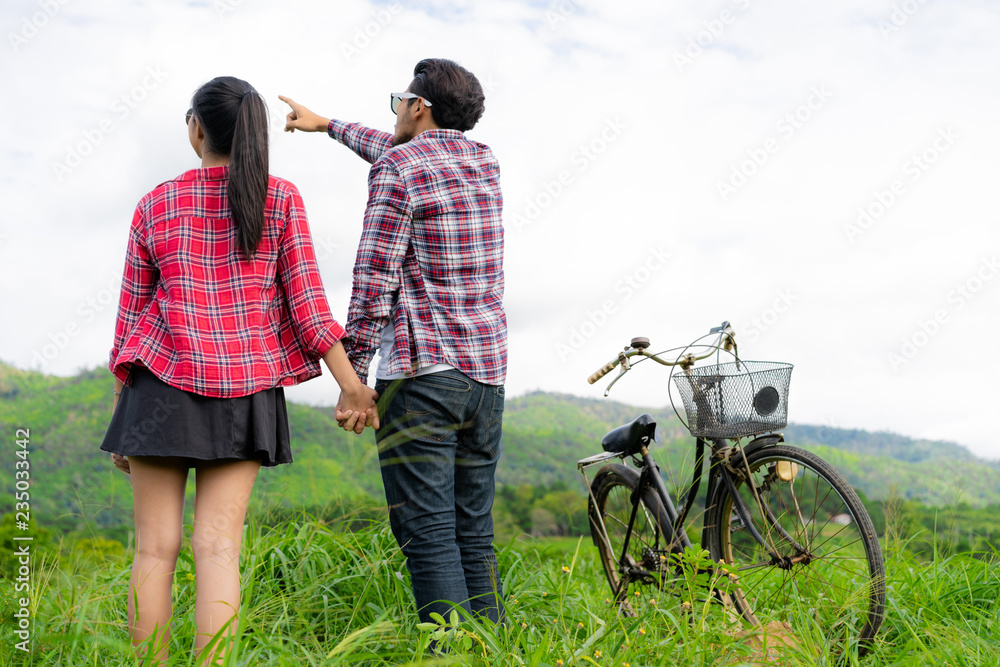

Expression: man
xmin=280 ymin=58 xmax=507 ymax=626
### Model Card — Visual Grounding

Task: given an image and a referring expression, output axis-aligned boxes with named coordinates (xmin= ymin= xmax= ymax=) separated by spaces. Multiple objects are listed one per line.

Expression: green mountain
xmin=0 ymin=363 xmax=383 ymax=544
xmin=782 ymin=422 xmax=994 ymax=466
xmin=500 ymin=391 xmax=1000 ymax=507
xmin=2 ymin=363 xmax=998 ymax=545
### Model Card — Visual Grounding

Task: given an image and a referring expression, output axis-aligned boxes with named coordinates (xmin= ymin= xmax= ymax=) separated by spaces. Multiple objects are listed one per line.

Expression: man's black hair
xmin=408 ymin=58 xmax=485 ymax=132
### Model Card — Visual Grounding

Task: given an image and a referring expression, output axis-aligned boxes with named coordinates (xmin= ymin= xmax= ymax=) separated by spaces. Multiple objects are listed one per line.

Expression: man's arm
xmin=279 ymin=95 xmax=392 ymax=164
xmin=342 ymin=160 xmax=412 ymax=383
xmin=327 ymin=120 xmax=392 ymax=164
xmin=275 ymin=185 xmax=345 ymax=355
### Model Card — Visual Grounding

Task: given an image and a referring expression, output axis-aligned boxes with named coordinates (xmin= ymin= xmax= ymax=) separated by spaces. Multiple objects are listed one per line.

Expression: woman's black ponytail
xmin=191 ymin=77 xmax=269 ymax=261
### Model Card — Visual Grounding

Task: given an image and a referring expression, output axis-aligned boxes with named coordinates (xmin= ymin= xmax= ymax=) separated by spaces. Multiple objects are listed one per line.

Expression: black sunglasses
xmin=185 ymin=108 xmax=193 ymax=125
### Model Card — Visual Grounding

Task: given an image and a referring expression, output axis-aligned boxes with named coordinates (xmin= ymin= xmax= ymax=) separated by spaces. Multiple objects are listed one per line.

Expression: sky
xmin=1 ymin=0 xmax=998 ymax=459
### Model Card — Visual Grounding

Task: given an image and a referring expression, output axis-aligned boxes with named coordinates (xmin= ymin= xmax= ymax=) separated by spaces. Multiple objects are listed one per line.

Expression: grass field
xmin=1 ymin=513 xmax=998 ymax=666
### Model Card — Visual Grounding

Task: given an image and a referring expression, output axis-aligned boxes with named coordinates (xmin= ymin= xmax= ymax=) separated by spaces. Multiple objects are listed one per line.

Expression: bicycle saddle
xmin=601 ymin=413 xmax=657 ymax=456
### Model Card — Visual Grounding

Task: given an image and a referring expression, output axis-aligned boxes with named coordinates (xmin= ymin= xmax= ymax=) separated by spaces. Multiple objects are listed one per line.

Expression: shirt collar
xmin=178 ymin=165 xmax=230 ymax=182
xmin=414 ymin=128 xmax=465 ymax=142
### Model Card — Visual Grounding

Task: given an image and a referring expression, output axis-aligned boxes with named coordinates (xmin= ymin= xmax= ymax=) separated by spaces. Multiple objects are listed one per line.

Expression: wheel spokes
xmin=723 ymin=455 xmax=878 ymax=652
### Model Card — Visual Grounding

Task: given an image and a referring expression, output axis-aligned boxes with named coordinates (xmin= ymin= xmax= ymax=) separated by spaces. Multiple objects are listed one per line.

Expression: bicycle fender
xmin=740 ymin=433 xmax=784 ymax=459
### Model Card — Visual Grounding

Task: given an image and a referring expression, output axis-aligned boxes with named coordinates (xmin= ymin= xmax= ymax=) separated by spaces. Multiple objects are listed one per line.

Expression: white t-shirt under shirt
xmin=375 ymin=321 xmax=455 ymax=380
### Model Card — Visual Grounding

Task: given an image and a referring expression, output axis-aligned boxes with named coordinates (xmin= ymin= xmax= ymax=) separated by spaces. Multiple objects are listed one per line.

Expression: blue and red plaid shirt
xmin=328 ymin=120 xmax=507 ymax=385
xmin=109 ymin=166 xmax=345 ymax=397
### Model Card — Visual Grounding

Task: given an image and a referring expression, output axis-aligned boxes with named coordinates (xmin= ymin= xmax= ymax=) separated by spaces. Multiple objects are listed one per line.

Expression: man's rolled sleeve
xmin=343 ymin=161 xmax=412 ymax=382
xmin=277 ymin=188 xmax=345 ymax=357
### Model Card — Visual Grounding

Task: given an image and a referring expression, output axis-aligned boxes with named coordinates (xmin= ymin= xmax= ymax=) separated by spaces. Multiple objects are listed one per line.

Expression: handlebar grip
xmin=588 ymin=359 xmax=619 ymax=384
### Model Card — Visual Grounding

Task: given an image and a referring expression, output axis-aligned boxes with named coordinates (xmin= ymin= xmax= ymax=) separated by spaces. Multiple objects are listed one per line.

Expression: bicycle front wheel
xmin=706 ymin=445 xmax=885 ymax=659
xmin=590 ymin=464 xmax=674 ymax=608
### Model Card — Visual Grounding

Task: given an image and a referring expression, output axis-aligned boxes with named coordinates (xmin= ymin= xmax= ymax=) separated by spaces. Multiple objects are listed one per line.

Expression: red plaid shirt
xmin=109 ymin=166 xmax=345 ymax=397
xmin=328 ymin=120 xmax=507 ymax=385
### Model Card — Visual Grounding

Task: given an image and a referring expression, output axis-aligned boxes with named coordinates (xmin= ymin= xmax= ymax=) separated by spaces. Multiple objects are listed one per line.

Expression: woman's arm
xmin=109 ymin=205 xmax=158 ymax=383
xmin=274 ymin=186 xmax=380 ymax=433
xmin=110 ymin=375 xmax=130 ymax=474
xmin=323 ymin=341 xmax=380 ymax=433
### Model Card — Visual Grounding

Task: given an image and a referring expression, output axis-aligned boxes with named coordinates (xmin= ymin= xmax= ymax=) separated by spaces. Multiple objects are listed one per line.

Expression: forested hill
xmin=2 ymin=362 xmax=999 ymax=542
xmin=502 ymin=391 xmax=1000 ymax=506
xmin=782 ymin=422 xmax=989 ymax=466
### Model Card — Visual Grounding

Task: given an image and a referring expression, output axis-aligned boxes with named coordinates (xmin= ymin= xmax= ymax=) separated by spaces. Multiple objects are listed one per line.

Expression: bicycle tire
xmin=706 ymin=445 xmax=885 ymax=659
xmin=590 ymin=464 xmax=675 ymax=608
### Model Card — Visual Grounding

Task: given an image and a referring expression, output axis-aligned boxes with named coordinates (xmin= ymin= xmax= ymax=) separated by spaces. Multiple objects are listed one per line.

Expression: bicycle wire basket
xmin=671 ymin=361 xmax=793 ymax=439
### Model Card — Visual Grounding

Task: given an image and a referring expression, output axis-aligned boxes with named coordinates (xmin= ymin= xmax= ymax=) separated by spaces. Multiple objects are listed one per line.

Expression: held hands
xmin=321 ymin=342 xmax=377 ymax=434
xmin=111 ymin=453 xmax=131 ymax=475
xmin=278 ymin=95 xmax=330 ymax=133
xmin=336 ymin=384 xmax=380 ymax=434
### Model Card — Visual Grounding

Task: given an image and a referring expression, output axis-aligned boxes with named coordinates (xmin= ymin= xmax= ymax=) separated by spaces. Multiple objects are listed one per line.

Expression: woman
xmin=101 ymin=75 xmax=378 ymax=664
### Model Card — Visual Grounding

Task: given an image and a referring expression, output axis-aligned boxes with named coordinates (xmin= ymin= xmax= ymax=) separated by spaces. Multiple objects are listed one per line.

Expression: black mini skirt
xmin=100 ymin=367 xmax=292 ymax=467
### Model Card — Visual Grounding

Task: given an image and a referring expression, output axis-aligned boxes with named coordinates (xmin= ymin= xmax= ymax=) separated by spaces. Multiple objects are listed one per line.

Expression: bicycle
xmin=578 ymin=322 xmax=885 ymax=660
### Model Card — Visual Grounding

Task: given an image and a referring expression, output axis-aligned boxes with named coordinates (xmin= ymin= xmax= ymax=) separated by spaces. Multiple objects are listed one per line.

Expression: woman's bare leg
xmin=191 ymin=459 xmax=260 ymax=664
xmin=128 ymin=456 xmax=189 ymax=663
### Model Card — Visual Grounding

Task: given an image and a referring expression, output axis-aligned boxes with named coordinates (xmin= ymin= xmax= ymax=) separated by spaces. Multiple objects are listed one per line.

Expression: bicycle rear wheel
xmin=590 ymin=464 xmax=674 ymax=609
xmin=706 ymin=445 xmax=885 ymax=659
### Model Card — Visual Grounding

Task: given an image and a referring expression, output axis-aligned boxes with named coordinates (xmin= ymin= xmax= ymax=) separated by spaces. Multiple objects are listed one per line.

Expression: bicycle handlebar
xmin=586 ymin=321 xmax=737 ymax=387
xmin=587 ymin=357 xmax=624 ymax=385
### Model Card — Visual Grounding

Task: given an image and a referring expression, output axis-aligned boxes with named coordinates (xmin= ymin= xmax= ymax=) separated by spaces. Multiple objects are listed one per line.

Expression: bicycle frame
xmin=579 ymin=431 xmax=788 ymax=588
xmin=582 ymin=323 xmax=797 ymax=581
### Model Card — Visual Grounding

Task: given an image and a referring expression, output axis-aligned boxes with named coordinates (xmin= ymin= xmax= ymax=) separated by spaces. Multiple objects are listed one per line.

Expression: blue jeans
xmin=374 ymin=370 xmax=505 ymax=625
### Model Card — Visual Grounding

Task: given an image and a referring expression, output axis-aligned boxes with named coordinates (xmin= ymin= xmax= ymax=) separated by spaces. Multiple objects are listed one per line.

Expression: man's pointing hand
xmin=278 ymin=95 xmax=330 ymax=133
